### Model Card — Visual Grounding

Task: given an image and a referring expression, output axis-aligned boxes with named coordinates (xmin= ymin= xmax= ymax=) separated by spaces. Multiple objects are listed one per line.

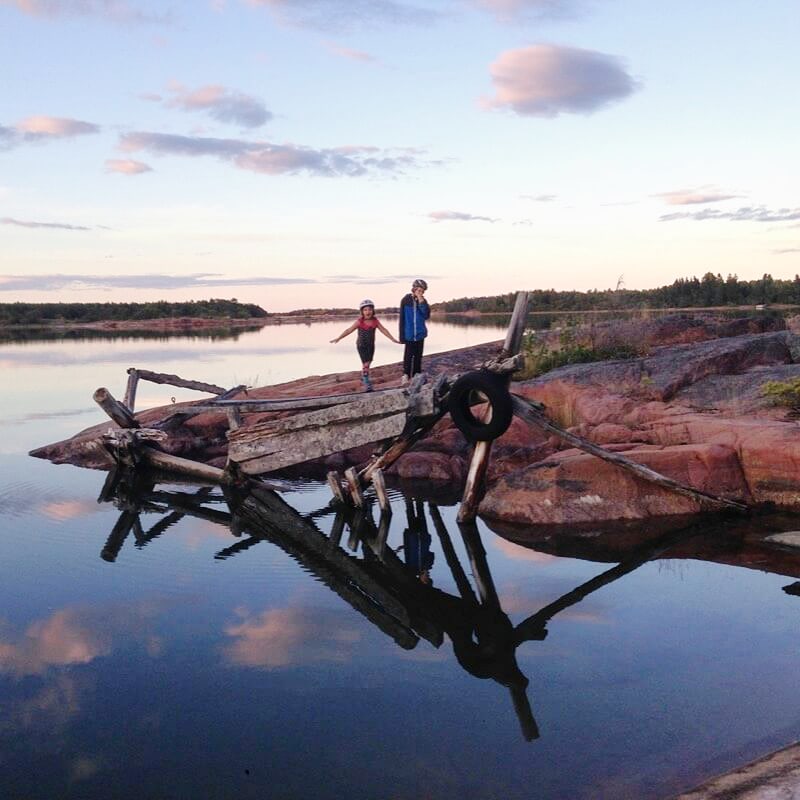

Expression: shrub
xmin=760 ymin=378 xmax=800 ymax=410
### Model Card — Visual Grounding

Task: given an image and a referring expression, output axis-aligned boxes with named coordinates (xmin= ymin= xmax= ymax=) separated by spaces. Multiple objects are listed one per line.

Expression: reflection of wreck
xmin=96 ymin=465 xmax=800 ymax=742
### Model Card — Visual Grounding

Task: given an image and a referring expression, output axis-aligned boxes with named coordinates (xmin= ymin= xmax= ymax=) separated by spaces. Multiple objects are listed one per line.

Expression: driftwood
xmin=510 ymin=395 xmax=748 ymax=512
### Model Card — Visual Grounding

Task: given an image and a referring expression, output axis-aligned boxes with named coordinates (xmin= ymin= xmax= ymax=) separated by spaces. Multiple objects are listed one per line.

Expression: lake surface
xmin=3 ymin=318 xmax=800 ymax=799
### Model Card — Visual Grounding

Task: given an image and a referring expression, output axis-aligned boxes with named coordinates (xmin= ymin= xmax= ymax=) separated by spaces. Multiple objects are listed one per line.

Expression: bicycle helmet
xmin=359 ymin=299 xmax=375 ymax=310
xmin=412 ymin=279 xmax=428 ymax=290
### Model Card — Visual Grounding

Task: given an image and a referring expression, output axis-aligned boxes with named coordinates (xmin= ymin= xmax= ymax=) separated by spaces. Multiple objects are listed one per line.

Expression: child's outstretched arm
xmin=330 ymin=321 xmax=358 ymax=343
xmin=376 ymin=321 xmax=400 ymax=344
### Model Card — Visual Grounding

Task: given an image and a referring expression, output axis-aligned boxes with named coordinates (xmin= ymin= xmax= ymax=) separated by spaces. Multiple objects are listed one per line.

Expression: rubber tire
xmin=448 ymin=370 xmax=513 ymax=442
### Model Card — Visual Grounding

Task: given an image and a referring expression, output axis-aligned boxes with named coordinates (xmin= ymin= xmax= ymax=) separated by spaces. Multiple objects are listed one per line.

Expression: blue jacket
xmin=399 ymin=293 xmax=430 ymax=343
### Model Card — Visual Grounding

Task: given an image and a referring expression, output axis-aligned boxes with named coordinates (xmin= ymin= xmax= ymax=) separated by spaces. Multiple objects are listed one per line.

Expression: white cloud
xmin=483 ymin=44 xmax=638 ymax=117
xmin=429 ymin=210 xmax=497 ymax=223
xmin=660 ymin=206 xmax=800 ymax=223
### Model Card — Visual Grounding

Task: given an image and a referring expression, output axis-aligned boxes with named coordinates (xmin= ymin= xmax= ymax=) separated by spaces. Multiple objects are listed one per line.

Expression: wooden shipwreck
xmin=85 ymin=292 xmax=747 ymax=523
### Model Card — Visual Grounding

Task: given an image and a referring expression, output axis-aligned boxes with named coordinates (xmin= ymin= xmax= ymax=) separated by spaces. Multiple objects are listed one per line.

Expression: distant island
xmin=2 ymin=273 xmax=800 ymax=328
xmin=0 ymin=298 xmax=268 ymax=329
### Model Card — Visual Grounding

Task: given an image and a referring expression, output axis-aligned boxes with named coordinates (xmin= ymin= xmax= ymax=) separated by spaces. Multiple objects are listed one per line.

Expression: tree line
xmin=0 ymin=299 xmax=268 ymax=326
xmin=433 ymin=273 xmax=800 ymax=313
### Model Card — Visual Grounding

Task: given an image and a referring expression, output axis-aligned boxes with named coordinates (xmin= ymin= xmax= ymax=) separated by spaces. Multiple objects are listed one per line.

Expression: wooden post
xmin=328 ymin=510 xmax=346 ymax=549
xmin=374 ymin=509 xmax=391 ymax=562
xmin=327 ymin=470 xmax=347 ymax=505
xmin=123 ymin=368 xmax=139 ymax=412
xmin=226 ymin=407 xmax=243 ymax=432
xmin=457 ymin=440 xmax=492 ymax=523
xmin=511 ymin=395 xmax=748 ymax=512
xmin=94 ymin=387 xmax=139 ymax=429
xmin=372 ymin=468 xmax=391 ymax=514
xmin=501 ymin=291 xmax=529 ymax=358
xmin=458 ymin=291 xmax=529 ymax=522
xmin=344 ymin=466 xmax=364 ymax=508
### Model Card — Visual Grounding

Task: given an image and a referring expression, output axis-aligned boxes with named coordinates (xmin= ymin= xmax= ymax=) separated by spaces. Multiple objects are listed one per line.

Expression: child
xmin=398 ymin=278 xmax=430 ymax=385
xmin=330 ymin=299 xmax=399 ymax=391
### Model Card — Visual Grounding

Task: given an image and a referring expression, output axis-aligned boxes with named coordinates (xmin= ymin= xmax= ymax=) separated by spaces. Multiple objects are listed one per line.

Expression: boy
xmin=398 ymin=278 xmax=429 ymax=385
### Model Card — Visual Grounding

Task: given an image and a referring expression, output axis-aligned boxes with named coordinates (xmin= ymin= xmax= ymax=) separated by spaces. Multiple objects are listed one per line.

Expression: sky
xmin=1 ymin=0 xmax=799 ymax=312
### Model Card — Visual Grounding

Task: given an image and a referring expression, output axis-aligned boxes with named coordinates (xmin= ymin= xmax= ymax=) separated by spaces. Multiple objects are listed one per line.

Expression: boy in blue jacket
xmin=399 ymin=278 xmax=430 ymax=385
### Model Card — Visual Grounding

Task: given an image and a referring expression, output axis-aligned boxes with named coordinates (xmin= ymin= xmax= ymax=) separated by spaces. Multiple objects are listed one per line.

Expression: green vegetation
xmin=434 ymin=273 xmax=800 ymax=313
xmin=517 ymin=324 xmax=647 ymax=379
xmin=760 ymin=378 xmax=800 ymax=411
xmin=0 ymin=299 xmax=267 ymax=326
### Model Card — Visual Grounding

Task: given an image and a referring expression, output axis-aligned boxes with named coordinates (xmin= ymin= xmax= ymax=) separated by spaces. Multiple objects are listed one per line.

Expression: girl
xmin=330 ymin=299 xmax=399 ymax=391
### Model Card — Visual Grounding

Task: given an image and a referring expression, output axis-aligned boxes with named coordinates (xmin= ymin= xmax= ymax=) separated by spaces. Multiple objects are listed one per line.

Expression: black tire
xmin=448 ymin=370 xmax=513 ymax=442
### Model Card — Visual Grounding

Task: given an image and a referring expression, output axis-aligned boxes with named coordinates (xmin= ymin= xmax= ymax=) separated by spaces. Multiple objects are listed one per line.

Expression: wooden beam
xmin=134 ymin=369 xmax=228 ymax=395
xmin=502 ymin=291 xmax=529 ymax=358
xmin=457 ymin=440 xmax=492 ymax=523
xmin=327 ymin=470 xmax=347 ymax=505
xmin=94 ymin=387 xmax=139 ymax=429
xmin=372 ymin=468 xmax=391 ymax=514
xmin=510 ymin=394 xmax=748 ymax=512
xmin=360 ymin=410 xmax=447 ymax=483
xmin=344 ymin=466 xmax=365 ymax=508
xmin=123 ymin=368 xmax=139 ymax=412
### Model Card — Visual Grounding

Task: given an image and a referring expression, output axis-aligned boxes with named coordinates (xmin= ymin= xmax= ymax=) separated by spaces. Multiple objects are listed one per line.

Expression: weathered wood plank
xmin=502 ymin=291 xmax=529 ymax=358
xmin=134 ymin=368 xmax=228 ymax=395
xmin=228 ymin=390 xmax=418 ymax=473
xmin=372 ymin=468 xmax=391 ymax=513
xmin=345 ymin=467 xmax=365 ymax=508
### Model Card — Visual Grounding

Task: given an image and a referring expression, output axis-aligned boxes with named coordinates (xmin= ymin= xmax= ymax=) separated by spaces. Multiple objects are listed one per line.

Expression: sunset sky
xmin=2 ymin=0 xmax=798 ymax=312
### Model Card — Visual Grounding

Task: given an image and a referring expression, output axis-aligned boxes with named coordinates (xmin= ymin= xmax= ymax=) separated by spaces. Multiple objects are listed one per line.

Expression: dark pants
xmin=403 ymin=339 xmax=424 ymax=377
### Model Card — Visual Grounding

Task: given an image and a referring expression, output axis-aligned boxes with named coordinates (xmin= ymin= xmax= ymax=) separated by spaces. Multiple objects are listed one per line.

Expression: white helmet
xmin=359 ymin=299 xmax=375 ymax=310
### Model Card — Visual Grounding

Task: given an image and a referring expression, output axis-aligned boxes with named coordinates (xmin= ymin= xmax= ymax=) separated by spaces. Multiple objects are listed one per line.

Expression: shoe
xmin=400 ymin=374 xmax=409 ymax=386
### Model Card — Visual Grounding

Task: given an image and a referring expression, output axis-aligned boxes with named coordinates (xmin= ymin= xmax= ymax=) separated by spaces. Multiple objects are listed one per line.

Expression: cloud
xmin=119 ymin=131 xmax=430 ymax=177
xmin=660 ymin=206 xmax=800 ymax=223
xmin=483 ymin=44 xmax=638 ymax=117
xmin=521 ymin=193 xmax=556 ymax=202
xmin=0 ymin=116 xmax=100 ymax=149
xmin=327 ymin=43 xmax=379 ymax=63
xmin=223 ymin=606 xmax=362 ymax=668
xmin=773 ymin=248 xmax=800 ymax=255
xmin=245 ymin=0 xmax=439 ymax=30
xmin=471 ymin=0 xmax=580 ymax=23
xmin=1 ymin=217 xmax=91 ymax=231
xmin=2 ymin=0 xmax=167 ymax=23
xmin=429 ymin=210 xmax=498 ymax=223
xmin=105 ymin=158 xmax=153 ymax=175
xmin=654 ymin=188 xmax=741 ymax=206
xmin=163 ymin=83 xmax=272 ymax=128
xmin=0 ymin=272 xmax=429 ymax=292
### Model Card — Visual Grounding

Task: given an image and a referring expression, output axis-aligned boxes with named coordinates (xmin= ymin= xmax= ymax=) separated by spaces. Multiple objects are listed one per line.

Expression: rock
xmin=479 ymin=443 xmax=749 ymax=525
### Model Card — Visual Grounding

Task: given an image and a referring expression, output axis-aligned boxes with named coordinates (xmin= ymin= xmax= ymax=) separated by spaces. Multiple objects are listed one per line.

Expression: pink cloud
xmin=6 ymin=0 xmax=166 ymax=23
xmin=327 ymin=43 xmax=379 ymax=63
xmin=484 ymin=44 xmax=638 ymax=117
xmin=223 ymin=606 xmax=362 ymax=668
xmin=105 ymin=158 xmax=153 ymax=175
xmin=16 ymin=115 xmax=100 ymax=138
xmin=655 ymin=188 xmax=742 ymax=206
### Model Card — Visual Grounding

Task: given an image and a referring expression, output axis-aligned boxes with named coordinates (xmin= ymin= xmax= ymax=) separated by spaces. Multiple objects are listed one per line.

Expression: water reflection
xmin=92 ymin=467 xmax=800 ymax=747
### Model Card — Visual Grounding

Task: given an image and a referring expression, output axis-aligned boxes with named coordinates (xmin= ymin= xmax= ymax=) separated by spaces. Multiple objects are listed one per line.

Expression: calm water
xmin=3 ymin=319 xmax=800 ymax=799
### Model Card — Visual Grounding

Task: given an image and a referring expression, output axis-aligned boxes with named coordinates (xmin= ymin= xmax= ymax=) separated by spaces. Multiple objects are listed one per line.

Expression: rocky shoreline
xmin=30 ymin=313 xmax=800 ymax=532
